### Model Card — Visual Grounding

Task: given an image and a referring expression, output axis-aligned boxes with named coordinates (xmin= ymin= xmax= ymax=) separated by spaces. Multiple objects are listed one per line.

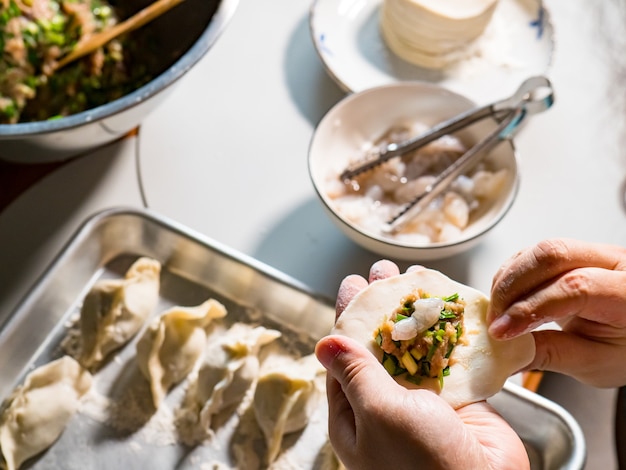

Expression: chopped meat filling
xmin=0 ymin=0 xmax=159 ymax=123
xmin=374 ymin=290 xmax=466 ymax=387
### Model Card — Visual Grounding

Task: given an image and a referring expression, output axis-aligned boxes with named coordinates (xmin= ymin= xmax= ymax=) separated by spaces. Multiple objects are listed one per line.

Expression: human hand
xmin=488 ymin=238 xmax=626 ymax=388
xmin=315 ymin=260 xmax=530 ymax=470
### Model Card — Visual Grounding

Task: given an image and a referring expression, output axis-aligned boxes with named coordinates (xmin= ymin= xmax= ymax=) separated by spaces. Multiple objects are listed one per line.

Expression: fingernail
xmin=369 ymin=259 xmax=397 ymax=281
xmin=488 ymin=313 xmax=514 ymax=339
xmin=406 ymin=264 xmax=425 ymax=272
xmin=315 ymin=337 xmax=346 ymax=369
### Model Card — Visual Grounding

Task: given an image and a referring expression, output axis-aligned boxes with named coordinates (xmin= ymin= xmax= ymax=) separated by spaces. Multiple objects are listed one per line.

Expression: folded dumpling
xmin=0 ymin=356 xmax=92 ymax=470
xmin=191 ymin=323 xmax=281 ymax=429
xmin=136 ymin=299 xmax=227 ymax=408
xmin=253 ymin=354 xmax=325 ymax=465
xmin=79 ymin=257 xmax=161 ymax=369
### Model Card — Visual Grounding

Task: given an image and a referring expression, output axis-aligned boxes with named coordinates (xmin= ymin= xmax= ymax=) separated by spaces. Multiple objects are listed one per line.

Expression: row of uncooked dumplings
xmin=0 ymin=257 xmax=325 ymax=470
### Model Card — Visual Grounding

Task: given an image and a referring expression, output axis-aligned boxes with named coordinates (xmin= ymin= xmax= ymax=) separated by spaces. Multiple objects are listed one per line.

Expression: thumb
xmin=529 ymin=330 xmax=626 ymax=387
xmin=315 ymin=334 xmax=398 ymax=408
xmin=315 ymin=334 xmax=399 ymax=463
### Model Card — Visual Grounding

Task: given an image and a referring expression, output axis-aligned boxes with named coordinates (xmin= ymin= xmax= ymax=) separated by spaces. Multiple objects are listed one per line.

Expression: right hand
xmin=487 ymin=238 xmax=626 ymax=388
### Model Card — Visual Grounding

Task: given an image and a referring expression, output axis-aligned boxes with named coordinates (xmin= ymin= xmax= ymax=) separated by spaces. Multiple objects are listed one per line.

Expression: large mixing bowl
xmin=0 ymin=0 xmax=238 ymax=163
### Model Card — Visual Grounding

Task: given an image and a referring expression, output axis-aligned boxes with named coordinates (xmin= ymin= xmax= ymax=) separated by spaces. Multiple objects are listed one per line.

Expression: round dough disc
xmin=332 ymin=268 xmax=535 ymax=409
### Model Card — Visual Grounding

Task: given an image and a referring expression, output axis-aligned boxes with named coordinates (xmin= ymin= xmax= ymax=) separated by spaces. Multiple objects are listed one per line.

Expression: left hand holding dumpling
xmin=316 ymin=260 xmax=530 ymax=470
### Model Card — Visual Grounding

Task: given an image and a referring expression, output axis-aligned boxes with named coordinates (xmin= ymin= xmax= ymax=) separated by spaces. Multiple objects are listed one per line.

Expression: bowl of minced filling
xmin=0 ymin=0 xmax=238 ymax=162
xmin=308 ymin=81 xmax=519 ymax=260
xmin=375 ymin=291 xmax=466 ymax=388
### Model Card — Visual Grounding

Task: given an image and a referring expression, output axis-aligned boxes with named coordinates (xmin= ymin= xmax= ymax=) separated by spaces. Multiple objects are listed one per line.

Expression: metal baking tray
xmin=0 ymin=207 xmax=586 ymax=469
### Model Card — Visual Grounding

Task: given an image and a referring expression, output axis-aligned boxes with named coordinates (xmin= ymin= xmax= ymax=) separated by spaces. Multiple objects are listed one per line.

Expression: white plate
xmin=309 ymin=0 xmax=555 ymax=104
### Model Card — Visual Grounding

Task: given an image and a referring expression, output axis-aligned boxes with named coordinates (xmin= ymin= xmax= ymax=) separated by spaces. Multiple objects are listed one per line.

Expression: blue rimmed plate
xmin=309 ymin=0 xmax=554 ymax=103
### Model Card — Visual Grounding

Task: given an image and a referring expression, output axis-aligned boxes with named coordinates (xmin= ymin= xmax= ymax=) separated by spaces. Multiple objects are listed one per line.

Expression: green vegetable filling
xmin=374 ymin=290 xmax=465 ymax=388
xmin=0 ymin=0 xmax=161 ymax=123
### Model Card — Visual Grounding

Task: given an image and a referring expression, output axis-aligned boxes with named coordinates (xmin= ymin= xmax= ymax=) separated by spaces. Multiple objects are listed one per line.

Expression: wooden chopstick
xmin=53 ymin=0 xmax=184 ymax=72
xmin=522 ymin=371 xmax=544 ymax=393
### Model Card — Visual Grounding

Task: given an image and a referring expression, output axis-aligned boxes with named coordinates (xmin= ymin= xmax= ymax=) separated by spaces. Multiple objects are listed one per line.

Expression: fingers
xmin=315 ymin=335 xmax=396 ymax=411
xmin=407 ymin=264 xmax=426 ymax=273
xmin=489 ymin=266 xmax=626 ymax=338
xmin=336 ymin=275 xmax=368 ymax=319
xmin=368 ymin=259 xmax=401 ymax=282
xmin=490 ymin=239 xmax=626 ymax=318
xmin=526 ymin=329 xmax=626 ymax=388
xmin=322 ymin=363 xmax=357 ymax=453
xmin=489 ymin=239 xmax=626 ymax=329
xmin=336 ymin=260 xmax=400 ymax=318
xmin=315 ymin=335 xmax=398 ymax=464
xmin=315 ymin=336 xmax=530 ymax=469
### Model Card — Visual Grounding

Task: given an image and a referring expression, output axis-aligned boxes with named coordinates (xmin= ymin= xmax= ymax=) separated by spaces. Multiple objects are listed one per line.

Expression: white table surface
xmin=0 ymin=0 xmax=624 ymax=468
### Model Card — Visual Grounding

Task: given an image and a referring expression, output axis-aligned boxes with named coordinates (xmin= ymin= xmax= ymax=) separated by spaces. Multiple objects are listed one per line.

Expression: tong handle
xmin=381 ymin=76 xmax=554 ymax=233
xmin=492 ymin=75 xmax=554 ymax=117
xmin=340 ymin=104 xmax=499 ymax=180
xmin=340 ymin=76 xmax=554 ymax=181
xmin=383 ymin=107 xmax=524 ymax=234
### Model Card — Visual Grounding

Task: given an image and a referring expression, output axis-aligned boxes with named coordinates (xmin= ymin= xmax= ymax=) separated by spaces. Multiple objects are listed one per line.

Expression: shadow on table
xmin=249 ymin=197 xmax=476 ymax=300
xmin=283 ymin=13 xmax=345 ymax=127
xmin=0 ymin=137 xmax=140 ymax=325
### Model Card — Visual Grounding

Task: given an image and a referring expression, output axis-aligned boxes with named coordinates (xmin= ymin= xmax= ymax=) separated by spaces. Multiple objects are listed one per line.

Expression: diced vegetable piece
xmin=375 ymin=331 xmax=383 ymax=347
xmin=410 ymin=348 xmax=423 ymax=361
xmin=382 ymin=355 xmax=396 ymax=375
xmin=401 ymin=351 xmax=418 ymax=376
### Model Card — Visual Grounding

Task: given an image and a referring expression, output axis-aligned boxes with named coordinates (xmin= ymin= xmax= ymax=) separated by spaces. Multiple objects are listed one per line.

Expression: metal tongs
xmin=340 ymin=76 xmax=555 ymax=234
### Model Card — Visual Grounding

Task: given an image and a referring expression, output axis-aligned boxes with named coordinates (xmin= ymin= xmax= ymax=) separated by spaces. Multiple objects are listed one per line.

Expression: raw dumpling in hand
xmin=80 ymin=257 xmax=161 ymax=369
xmin=253 ymin=353 xmax=325 ymax=465
xmin=332 ymin=267 xmax=535 ymax=409
xmin=191 ymin=323 xmax=281 ymax=429
xmin=0 ymin=356 xmax=92 ymax=470
xmin=136 ymin=299 xmax=227 ymax=408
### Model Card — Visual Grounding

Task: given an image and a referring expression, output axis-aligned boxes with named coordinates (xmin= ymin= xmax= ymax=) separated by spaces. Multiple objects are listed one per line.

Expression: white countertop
xmin=0 ymin=0 xmax=624 ymax=468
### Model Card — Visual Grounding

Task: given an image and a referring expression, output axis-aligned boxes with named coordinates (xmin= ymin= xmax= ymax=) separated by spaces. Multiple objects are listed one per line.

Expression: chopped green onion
xmin=400 ymin=301 xmax=415 ymax=315
xmin=426 ymin=342 xmax=438 ymax=361
xmin=406 ymin=374 xmax=422 ymax=385
xmin=439 ymin=310 xmax=457 ymax=320
xmin=382 ymin=353 xmax=405 ymax=376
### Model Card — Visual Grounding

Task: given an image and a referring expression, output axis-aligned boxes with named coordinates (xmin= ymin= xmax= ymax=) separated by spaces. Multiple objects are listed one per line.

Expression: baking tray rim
xmin=1 ymin=206 xmax=335 ymax=333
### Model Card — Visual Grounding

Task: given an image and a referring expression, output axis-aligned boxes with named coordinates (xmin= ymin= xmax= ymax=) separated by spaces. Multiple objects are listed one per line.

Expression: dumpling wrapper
xmin=136 ymin=298 xmax=227 ymax=408
xmin=0 ymin=356 xmax=92 ymax=470
xmin=80 ymin=257 xmax=161 ymax=369
xmin=193 ymin=323 xmax=282 ymax=429
xmin=253 ymin=354 xmax=325 ymax=465
xmin=332 ymin=268 xmax=535 ymax=409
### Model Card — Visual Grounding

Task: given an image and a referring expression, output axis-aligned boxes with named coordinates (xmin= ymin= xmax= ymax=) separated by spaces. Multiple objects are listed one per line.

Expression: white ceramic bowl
xmin=308 ymin=82 xmax=519 ymax=261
